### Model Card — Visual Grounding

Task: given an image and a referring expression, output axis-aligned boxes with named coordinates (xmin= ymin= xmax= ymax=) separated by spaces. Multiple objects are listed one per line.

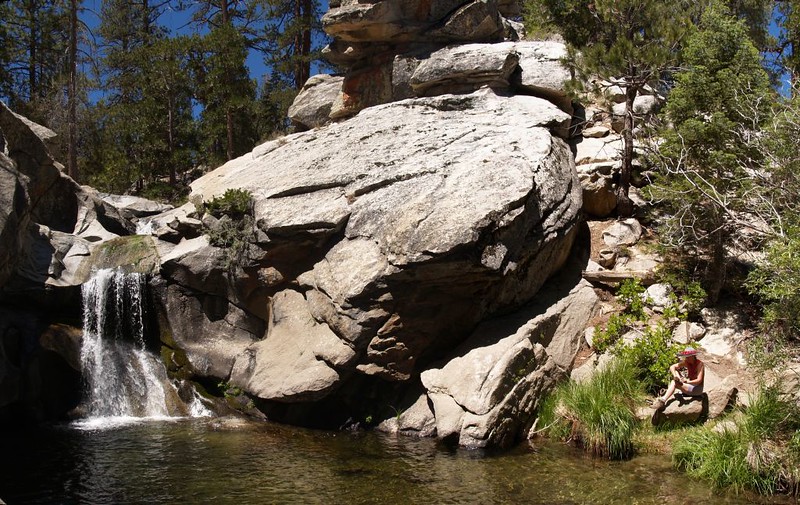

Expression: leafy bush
xmin=592 ymin=279 xmax=650 ymax=353
xmin=652 ymin=265 xmax=708 ymax=320
xmin=204 ymin=188 xmax=253 ymax=220
xmin=202 ymin=189 xmax=255 ymax=270
xmin=537 ymin=359 xmax=644 ymax=460
xmin=747 ymin=232 xmax=800 ymax=344
xmin=614 ymin=322 xmax=686 ymax=395
xmin=593 ymin=313 xmax=632 ymax=353
xmin=617 ymin=278 xmax=648 ymax=320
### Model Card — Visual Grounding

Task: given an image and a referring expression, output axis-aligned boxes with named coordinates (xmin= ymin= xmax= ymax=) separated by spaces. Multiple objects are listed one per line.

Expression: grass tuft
xmin=672 ymin=383 xmax=800 ymax=496
xmin=537 ymin=359 xmax=644 ymax=460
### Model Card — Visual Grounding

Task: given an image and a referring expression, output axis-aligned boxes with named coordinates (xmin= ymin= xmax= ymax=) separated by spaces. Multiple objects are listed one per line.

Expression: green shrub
xmin=617 ymin=278 xmax=648 ymax=320
xmin=657 ymin=267 xmax=707 ymax=319
xmin=537 ymin=359 xmax=644 ymax=460
xmin=202 ymin=189 xmax=255 ymax=270
xmin=204 ymin=188 xmax=253 ymax=220
xmin=615 ymin=322 xmax=686 ymax=395
xmin=593 ymin=313 xmax=632 ymax=353
xmin=592 ymin=279 xmax=651 ymax=353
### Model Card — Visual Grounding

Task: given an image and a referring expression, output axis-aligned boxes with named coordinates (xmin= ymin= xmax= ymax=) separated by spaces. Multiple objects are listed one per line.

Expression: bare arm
xmin=669 ymin=362 xmax=682 ymax=381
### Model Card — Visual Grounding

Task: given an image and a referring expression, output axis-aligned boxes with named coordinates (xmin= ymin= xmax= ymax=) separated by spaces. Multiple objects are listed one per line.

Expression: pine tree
xmin=261 ymin=0 xmax=324 ymax=90
xmin=91 ymin=0 xmax=196 ymax=195
xmin=776 ymin=0 xmax=800 ymax=85
xmin=1 ymin=0 xmax=70 ymax=118
xmin=525 ymin=0 xmax=694 ymax=216
xmin=192 ymin=25 xmax=258 ymax=165
xmin=649 ymin=1 xmax=774 ymax=304
xmin=746 ymin=90 xmax=800 ymax=340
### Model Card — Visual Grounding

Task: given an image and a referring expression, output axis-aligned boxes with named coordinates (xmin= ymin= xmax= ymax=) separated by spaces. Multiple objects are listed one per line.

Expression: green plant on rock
xmin=217 ymin=380 xmax=244 ymax=399
xmin=204 ymin=188 xmax=254 ymax=220
xmin=614 ymin=322 xmax=686 ymax=395
xmin=202 ymin=189 xmax=256 ymax=271
xmin=536 ymin=359 xmax=644 ymax=460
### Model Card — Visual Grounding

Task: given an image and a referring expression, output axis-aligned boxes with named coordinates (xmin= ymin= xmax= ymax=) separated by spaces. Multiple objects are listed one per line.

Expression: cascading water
xmin=79 ymin=268 xmax=211 ymax=423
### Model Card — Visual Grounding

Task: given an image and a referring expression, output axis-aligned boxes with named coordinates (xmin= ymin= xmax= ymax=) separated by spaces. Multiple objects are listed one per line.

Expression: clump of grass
xmin=537 ymin=359 xmax=644 ymax=460
xmin=673 ymin=384 xmax=800 ymax=496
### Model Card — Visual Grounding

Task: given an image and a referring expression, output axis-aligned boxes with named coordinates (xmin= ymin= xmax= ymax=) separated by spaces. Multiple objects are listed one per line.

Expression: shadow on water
xmin=0 ymin=419 xmax=794 ymax=505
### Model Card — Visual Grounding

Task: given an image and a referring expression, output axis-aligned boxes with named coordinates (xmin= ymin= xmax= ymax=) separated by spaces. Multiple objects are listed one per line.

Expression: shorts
xmin=681 ymin=383 xmax=704 ymax=396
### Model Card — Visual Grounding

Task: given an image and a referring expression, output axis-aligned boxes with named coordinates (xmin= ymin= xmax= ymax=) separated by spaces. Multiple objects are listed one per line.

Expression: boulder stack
xmin=289 ymin=0 xmax=574 ymax=129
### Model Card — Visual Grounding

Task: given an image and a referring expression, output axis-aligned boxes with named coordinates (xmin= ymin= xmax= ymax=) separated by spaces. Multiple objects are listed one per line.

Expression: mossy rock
xmin=161 ymin=345 xmax=192 ymax=380
xmin=84 ymin=235 xmax=160 ymax=275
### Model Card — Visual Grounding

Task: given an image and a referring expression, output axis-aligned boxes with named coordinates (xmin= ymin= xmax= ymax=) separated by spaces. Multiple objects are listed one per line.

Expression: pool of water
xmin=0 ymin=418 xmax=791 ymax=504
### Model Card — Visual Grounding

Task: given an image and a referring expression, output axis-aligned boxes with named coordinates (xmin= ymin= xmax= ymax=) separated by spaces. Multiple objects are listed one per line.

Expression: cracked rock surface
xmin=181 ymin=87 xmax=583 ymax=394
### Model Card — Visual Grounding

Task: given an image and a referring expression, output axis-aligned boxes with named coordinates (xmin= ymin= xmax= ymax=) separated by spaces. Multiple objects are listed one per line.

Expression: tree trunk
xmin=705 ymin=223 xmax=726 ymax=306
xmin=28 ymin=0 xmax=37 ymax=101
xmin=293 ymin=0 xmax=311 ymax=89
xmin=220 ymin=0 xmax=230 ymax=24
xmin=67 ymin=0 xmax=78 ymax=181
xmin=616 ymin=82 xmax=637 ymax=217
xmin=221 ymin=0 xmax=234 ymax=160
xmin=226 ymin=108 xmax=234 ymax=160
xmin=168 ymin=94 xmax=176 ymax=186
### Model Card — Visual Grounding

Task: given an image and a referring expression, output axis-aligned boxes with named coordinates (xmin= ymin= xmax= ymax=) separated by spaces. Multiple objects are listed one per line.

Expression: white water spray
xmin=79 ymin=268 xmax=211 ymax=424
xmin=135 ymin=219 xmax=154 ymax=235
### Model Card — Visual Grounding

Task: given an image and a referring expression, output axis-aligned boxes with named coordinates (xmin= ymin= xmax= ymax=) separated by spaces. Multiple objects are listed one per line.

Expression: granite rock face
xmin=184 ymin=88 xmax=582 ymax=389
xmin=289 ymin=0 xmax=572 ymax=126
xmin=0 ymin=0 xmax=605 ymax=448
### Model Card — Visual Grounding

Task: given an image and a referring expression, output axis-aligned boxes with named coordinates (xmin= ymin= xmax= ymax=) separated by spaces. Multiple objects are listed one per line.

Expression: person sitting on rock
xmin=652 ymin=348 xmax=704 ymax=410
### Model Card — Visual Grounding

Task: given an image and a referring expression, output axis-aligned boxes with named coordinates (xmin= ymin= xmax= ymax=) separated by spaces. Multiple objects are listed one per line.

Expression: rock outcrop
xmin=408 ymin=274 xmax=598 ymax=448
xmin=0 ymin=0 xmax=599 ymax=448
xmin=0 ymin=102 xmax=135 ymax=298
xmin=165 ymin=87 xmax=583 ymax=402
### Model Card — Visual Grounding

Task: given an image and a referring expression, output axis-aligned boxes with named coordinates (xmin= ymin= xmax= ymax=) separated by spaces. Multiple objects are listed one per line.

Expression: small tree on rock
xmin=648 ymin=1 xmax=774 ymax=305
xmin=524 ymin=0 xmax=694 ymax=216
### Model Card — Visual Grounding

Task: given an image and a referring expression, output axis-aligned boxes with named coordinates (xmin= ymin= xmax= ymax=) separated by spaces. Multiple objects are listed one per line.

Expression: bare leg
xmin=660 ymin=380 xmax=679 ymax=402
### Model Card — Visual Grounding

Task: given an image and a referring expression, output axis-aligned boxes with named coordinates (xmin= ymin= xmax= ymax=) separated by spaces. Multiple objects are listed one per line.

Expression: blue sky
xmin=82 ymin=0 xmax=330 ymax=88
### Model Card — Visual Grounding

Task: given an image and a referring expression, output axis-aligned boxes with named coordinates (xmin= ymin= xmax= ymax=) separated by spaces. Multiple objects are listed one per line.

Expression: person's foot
xmin=651 ymin=398 xmax=666 ymax=410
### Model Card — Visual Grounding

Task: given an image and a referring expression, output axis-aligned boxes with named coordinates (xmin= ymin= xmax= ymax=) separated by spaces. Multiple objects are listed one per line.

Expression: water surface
xmin=0 ymin=419 xmax=791 ymax=504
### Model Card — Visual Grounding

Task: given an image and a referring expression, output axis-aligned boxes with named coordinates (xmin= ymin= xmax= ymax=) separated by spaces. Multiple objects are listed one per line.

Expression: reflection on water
xmin=0 ymin=420 xmax=792 ymax=504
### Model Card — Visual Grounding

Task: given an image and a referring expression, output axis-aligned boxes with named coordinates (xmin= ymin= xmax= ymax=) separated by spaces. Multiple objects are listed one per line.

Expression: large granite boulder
xmin=325 ymin=40 xmax=574 ymax=122
xmin=288 ymin=74 xmax=345 ymax=130
xmin=322 ymin=0 xmax=504 ymax=45
xmin=0 ymin=151 xmax=27 ymax=288
xmin=414 ymin=275 xmax=598 ymax=448
xmin=177 ymin=87 xmax=583 ymax=406
xmin=0 ymin=102 xmax=135 ymax=297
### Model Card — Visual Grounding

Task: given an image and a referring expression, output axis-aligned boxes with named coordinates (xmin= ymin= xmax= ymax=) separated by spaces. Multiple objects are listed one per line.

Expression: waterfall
xmin=79 ymin=268 xmax=211 ymax=424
